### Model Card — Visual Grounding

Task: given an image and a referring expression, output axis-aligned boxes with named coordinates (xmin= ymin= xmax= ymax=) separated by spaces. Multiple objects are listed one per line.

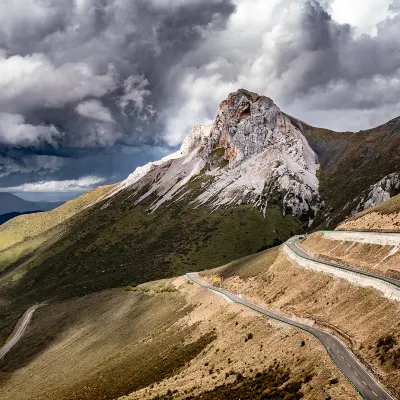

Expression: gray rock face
xmin=352 ymin=172 xmax=400 ymax=215
xmin=116 ymin=89 xmax=323 ymax=224
xmin=206 ymin=90 xmax=284 ymax=163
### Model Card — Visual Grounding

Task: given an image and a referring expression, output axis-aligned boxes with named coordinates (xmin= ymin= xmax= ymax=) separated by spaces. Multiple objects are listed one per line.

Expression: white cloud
xmin=76 ymin=99 xmax=115 ymax=123
xmin=329 ymin=0 xmax=393 ymax=36
xmin=0 ymin=112 xmax=62 ymax=146
xmin=0 ymin=53 xmax=117 ymax=112
xmin=0 ymin=176 xmax=105 ymax=192
xmin=160 ymin=0 xmax=400 ymax=145
xmin=119 ymin=74 xmax=156 ymax=121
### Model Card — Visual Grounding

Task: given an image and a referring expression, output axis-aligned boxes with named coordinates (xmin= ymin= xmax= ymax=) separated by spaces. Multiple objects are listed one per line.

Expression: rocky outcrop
xmin=115 ymin=89 xmax=323 ymax=225
xmin=351 ymin=173 xmax=400 ymax=216
xmin=197 ymin=89 xmax=322 ymax=220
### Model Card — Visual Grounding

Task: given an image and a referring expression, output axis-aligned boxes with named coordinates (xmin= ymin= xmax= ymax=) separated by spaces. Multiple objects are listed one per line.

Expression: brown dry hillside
xmin=338 ymin=194 xmax=400 ymax=231
xmin=299 ymin=232 xmax=400 ymax=278
xmin=202 ymin=246 xmax=400 ymax=397
xmin=0 ymin=277 xmax=356 ymax=400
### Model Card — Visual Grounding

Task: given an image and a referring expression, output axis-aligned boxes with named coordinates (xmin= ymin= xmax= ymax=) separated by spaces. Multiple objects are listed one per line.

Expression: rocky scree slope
xmin=113 ymin=89 xmax=322 ymax=224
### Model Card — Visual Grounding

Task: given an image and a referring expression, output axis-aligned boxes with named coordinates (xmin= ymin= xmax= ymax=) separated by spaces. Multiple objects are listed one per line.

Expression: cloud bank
xmin=0 ymin=176 xmax=105 ymax=193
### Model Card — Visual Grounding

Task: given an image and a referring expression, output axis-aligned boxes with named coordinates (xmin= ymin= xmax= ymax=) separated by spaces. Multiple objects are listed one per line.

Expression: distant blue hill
xmin=0 ymin=192 xmax=64 ymax=217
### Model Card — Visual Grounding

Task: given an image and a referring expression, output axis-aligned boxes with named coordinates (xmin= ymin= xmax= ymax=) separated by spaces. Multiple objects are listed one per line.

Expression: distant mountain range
xmin=0 ymin=192 xmax=64 ymax=216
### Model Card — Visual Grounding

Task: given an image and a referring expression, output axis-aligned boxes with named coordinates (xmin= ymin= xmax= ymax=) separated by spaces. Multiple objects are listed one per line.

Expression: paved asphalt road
xmin=286 ymin=236 xmax=400 ymax=289
xmin=187 ymin=273 xmax=395 ymax=400
xmin=0 ymin=305 xmax=42 ymax=360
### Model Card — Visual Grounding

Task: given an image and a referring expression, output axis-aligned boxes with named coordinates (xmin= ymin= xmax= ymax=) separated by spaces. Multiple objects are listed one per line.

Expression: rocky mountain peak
xmin=115 ymin=89 xmax=323 ymax=223
xmin=205 ymin=89 xmax=301 ymax=167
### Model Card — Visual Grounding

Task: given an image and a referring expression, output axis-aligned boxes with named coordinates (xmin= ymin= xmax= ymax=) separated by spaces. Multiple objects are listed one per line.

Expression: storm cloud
xmin=0 ymin=0 xmax=399 ymax=200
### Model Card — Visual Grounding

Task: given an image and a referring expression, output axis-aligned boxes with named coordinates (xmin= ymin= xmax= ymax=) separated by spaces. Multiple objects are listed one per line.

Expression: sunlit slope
xmin=338 ymin=194 xmax=400 ymax=231
xmin=0 ymin=185 xmax=116 ymax=252
xmin=201 ymin=246 xmax=400 ymax=396
xmin=0 ymin=185 xmax=116 ymax=271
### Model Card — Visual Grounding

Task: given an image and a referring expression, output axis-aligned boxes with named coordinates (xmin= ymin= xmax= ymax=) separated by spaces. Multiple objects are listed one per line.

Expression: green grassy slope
xmin=0 ymin=185 xmax=116 ymax=274
xmin=0 ymin=184 xmax=116 ymax=252
xmin=1 ymin=182 xmax=303 ymax=306
xmin=302 ymin=117 xmax=400 ymax=228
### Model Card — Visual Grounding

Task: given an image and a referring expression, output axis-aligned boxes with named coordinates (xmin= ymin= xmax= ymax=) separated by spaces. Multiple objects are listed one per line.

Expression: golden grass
xmin=299 ymin=232 xmax=400 ymax=276
xmin=355 ymin=194 xmax=400 ymax=217
xmin=0 ymin=184 xmax=116 ymax=253
xmin=338 ymin=194 xmax=400 ymax=231
xmin=0 ymin=234 xmax=49 ymax=273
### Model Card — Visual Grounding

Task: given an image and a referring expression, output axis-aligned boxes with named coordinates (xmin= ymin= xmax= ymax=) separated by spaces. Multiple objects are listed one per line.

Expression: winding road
xmin=187 ymin=273 xmax=394 ymax=400
xmin=0 ymin=305 xmax=42 ymax=360
xmin=287 ymin=235 xmax=400 ymax=288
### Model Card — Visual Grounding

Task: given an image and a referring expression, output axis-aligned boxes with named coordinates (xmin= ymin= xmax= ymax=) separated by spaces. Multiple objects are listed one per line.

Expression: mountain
xmin=1 ymin=89 xmax=400 ymax=400
xmin=0 ymin=192 xmax=64 ymax=215
xmin=118 ymin=90 xmax=321 ymax=221
xmin=1 ymin=89 xmax=400 ymax=306
xmin=302 ymin=117 xmax=400 ymax=227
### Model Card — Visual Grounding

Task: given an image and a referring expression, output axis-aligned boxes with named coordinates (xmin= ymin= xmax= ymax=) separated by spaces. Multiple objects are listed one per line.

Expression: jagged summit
xmin=114 ymin=89 xmax=322 ymax=223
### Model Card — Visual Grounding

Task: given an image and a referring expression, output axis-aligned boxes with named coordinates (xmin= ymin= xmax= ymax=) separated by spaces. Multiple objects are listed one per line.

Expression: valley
xmin=1 ymin=89 xmax=400 ymax=400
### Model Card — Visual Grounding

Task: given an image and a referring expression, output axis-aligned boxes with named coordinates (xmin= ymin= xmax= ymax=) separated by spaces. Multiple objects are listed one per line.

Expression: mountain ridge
xmin=1 ymin=88 xmax=400 ymax=307
xmin=113 ymin=89 xmax=322 ymax=224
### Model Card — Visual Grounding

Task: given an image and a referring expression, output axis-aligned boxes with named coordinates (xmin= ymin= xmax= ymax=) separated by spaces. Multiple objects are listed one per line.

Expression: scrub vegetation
xmin=0 ymin=184 xmax=302 ymax=311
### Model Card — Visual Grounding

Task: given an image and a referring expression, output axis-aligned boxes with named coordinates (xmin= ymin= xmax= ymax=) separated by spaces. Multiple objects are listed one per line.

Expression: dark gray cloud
xmin=0 ymin=0 xmax=399 ymax=200
xmin=0 ymin=0 xmax=235 ymax=196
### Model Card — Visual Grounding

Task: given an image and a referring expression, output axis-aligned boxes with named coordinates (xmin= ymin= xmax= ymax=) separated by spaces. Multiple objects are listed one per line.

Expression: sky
xmin=0 ymin=0 xmax=399 ymax=202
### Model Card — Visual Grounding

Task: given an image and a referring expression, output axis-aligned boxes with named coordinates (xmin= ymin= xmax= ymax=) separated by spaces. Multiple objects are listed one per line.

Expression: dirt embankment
xmin=338 ymin=194 xmax=400 ymax=232
xmin=201 ymin=247 xmax=400 ymax=397
xmin=0 ymin=276 xmax=356 ymax=400
xmin=300 ymin=232 xmax=400 ymax=278
xmin=338 ymin=211 xmax=400 ymax=232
